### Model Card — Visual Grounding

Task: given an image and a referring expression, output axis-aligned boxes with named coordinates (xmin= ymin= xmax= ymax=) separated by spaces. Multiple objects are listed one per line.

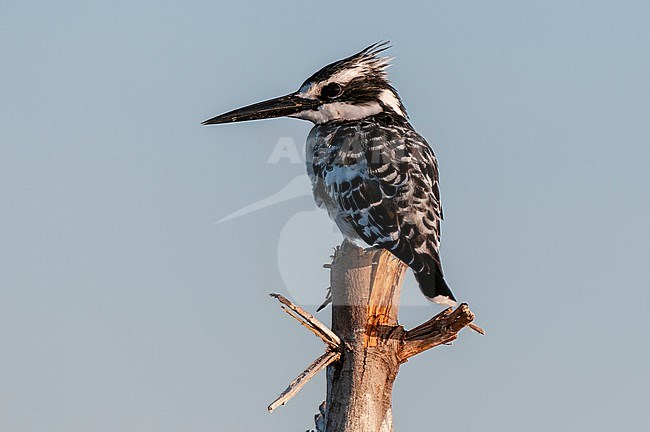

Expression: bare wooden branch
xmin=365 ymin=250 xmax=407 ymax=348
xmin=325 ymin=241 xmax=407 ymax=432
xmin=398 ymin=303 xmax=478 ymax=363
xmin=270 ymin=293 xmax=341 ymax=350
xmin=468 ymin=322 xmax=486 ymax=335
xmin=268 ymin=350 xmax=340 ymax=413
xmin=267 ymin=240 xmax=483 ymax=431
xmin=267 ymin=294 xmax=343 ymax=413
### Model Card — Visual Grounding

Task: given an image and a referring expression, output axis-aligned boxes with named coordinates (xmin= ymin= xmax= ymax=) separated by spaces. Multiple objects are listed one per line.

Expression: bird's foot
xmin=316 ymin=286 xmax=332 ymax=312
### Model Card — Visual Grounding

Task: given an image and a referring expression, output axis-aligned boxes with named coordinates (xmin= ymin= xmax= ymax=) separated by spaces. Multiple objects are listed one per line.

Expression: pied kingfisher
xmin=203 ymin=43 xmax=456 ymax=307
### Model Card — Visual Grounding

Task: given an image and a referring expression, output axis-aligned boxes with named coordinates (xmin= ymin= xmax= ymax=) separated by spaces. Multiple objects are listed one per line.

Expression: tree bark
xmin=267 ymin=240 xmax=482 ymax=431
xmin=325 ymin=240 xmax=406 ymax=432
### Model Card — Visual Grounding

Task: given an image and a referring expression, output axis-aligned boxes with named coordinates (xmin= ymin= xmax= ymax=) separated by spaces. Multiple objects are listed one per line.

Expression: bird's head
xmin=202 ymin=42 xmax=407 ymax=126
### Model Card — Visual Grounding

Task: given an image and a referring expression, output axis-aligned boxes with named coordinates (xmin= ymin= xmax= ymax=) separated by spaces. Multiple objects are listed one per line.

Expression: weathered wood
xmin=268 ymin=350 xmax=340 ymax=413
xmin=322 ymin=240 xmax=482 ymax=431
xmin=267 ymin=240 xmax=482 ymax=431
xmin=270 ymin=293 xmax=341 ymax=350
xmin=398 ymin=303 xmax=474 ymax=363
xmin=267 ymin=294 xmax=342 ymax=411
xmin=324 ymin=240 xmax=407 ymax=432
xmin=468 ymin=322 xmax=486 ymax=335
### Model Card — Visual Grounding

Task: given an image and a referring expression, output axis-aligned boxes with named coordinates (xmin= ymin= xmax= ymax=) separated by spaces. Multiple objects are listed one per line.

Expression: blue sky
xmin=1 ymin=1 xmax=649 ymax=431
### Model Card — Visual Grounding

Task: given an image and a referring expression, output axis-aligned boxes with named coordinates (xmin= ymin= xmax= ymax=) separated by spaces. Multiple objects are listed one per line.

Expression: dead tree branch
xmin=398 ymin=303 xmax=476 ymax=363
xmin=267 ymin=293 xmax=343 ymax=412
xmin=268 ymin=350 xmax=340 ymax=413
xmin=270 ymin=293 xmax=341 ymax=350
xmin=267 ymin=240 xmax=483 ymax=431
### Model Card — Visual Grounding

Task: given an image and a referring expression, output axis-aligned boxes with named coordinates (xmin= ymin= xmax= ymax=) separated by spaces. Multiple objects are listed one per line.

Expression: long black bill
xmin=201 ymin=92 xmax=319 ymax=125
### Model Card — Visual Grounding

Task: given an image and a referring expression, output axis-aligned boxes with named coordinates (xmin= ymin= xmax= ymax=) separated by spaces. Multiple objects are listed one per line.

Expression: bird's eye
xmin=321 ymin=83 xmax=343 ymax=99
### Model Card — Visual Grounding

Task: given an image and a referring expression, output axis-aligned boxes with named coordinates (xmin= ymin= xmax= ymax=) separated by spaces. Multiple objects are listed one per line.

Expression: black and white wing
xmin=307 ymin=114 xmax=453 ymax=305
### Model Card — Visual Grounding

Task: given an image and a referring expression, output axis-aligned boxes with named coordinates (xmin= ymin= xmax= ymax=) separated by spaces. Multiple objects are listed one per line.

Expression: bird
xmin=202 ymin=42 xmax=456 ymax=307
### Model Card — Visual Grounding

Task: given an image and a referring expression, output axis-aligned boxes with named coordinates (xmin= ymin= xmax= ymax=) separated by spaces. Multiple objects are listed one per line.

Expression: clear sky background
xmin=1 ymin=1 xmax=649 ymax=431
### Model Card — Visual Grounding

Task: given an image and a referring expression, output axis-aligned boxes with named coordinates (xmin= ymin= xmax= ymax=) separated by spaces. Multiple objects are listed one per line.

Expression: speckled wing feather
xmin=307 ymin=112 xmax=445 ymax=279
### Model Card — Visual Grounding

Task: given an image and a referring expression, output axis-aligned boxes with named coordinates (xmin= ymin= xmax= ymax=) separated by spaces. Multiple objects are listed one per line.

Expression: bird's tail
xmin=414 ymin=270 xmax=457 ymax=307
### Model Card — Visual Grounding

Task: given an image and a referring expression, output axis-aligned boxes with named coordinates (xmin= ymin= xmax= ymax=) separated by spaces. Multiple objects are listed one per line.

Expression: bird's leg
xmin=316 ymin=286 xmax=332 ymax=312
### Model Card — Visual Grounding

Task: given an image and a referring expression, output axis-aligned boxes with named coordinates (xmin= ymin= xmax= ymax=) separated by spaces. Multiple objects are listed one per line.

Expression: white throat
xmin=292 ymin=101 xmax=383 ymax=124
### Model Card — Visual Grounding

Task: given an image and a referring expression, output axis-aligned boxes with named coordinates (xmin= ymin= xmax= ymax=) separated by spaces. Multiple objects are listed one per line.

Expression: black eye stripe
xmin=321 ymin=82 xmax=343 ymax=99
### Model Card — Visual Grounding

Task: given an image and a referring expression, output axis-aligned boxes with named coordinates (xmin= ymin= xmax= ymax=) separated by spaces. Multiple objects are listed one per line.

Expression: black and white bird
xmin=203 ymin=43 xmax=456 ymax=306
